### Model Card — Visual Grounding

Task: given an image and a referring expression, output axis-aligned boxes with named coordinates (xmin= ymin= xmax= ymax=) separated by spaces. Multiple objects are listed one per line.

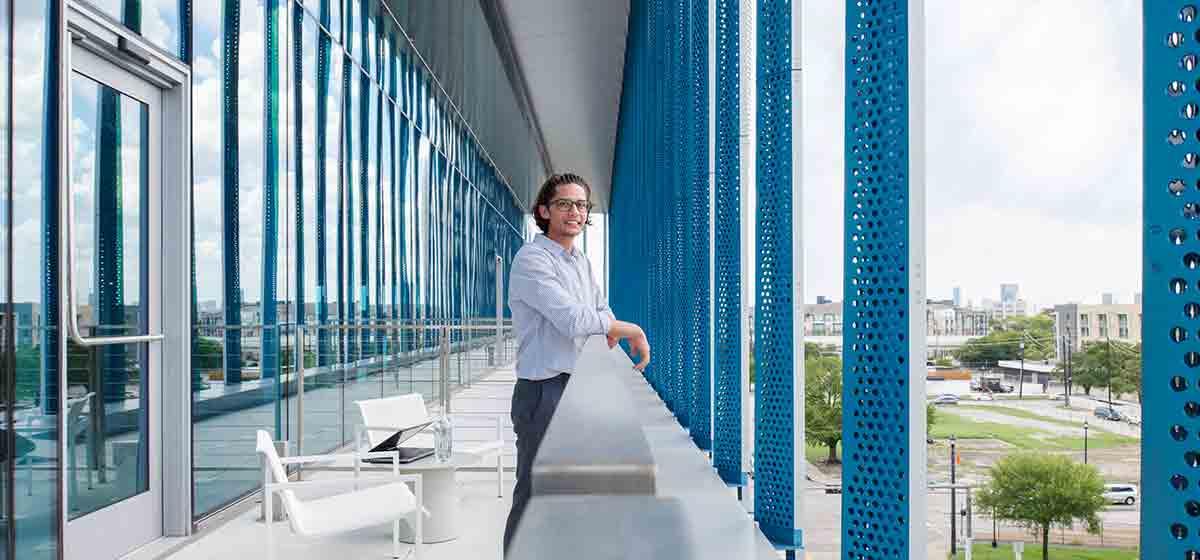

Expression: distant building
xmin=926 ymin=300 xmax=990 ymax=337
xmin=1135 ymin=292 xmax=1143 ymax=305
xmin=804 ymin=300 xmax=987 ymax=338
xmin=996 ymin=283 xmax=1026 ymax=319
xmin=1102 ymin=293 xmax=1115 ymax=305
xmin=952 ymin=287 xmax=962 ymax=308
xmin=803 ymin=302 xmax=842 ymax=336
xmin=816 ymin=295 xmax=831 ymax=305
xmin=1054 ymin=302 xmax=1142 ymax=356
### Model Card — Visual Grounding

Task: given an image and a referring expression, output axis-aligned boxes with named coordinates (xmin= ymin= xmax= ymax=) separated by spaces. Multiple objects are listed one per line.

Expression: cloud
xmin=800 ymin=0 xmax=1143 ymax=308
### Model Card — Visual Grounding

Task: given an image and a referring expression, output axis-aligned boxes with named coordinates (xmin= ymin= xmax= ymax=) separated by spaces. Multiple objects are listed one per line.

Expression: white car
xmin=1102 ymin=484 xmax=1138 ymax=505
xmin=931 ymin=394 xmax=960 ymax=406
xmin=973 ymin=393 xmax=995 ymax=402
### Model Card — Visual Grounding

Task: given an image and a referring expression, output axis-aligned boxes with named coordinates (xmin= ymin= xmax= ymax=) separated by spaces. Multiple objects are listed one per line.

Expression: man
xmin=502 ymin=173 xmax=650 ymax=552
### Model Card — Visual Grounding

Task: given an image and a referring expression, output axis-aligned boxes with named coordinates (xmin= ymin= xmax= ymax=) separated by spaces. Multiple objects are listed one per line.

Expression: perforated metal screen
xmin=712 ymin=0 xmax=745 ymax=486
xmin=841 ymin=1 xmax=918 ymax=558
xmin=753 ymin=0 xmax=802 ymax=549
xmin=1144 ymin=2 xmax=1200 ymax=556
xmin=610 ymin=0 xmax=713 ymax=453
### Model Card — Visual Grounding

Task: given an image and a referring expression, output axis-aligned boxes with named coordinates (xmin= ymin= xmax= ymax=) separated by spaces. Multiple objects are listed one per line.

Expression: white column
xmin=907 ymin=1 xmax=929 ymax=558
xmin=789 ymin=0 xmax=807 ymax=536
xmin=738 ymin=0 xmax=755 ymax=480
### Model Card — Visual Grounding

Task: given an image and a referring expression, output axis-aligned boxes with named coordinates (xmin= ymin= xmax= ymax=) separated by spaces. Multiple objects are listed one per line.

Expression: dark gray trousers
xmin=503 ymin=373 xmax=571 ymax=553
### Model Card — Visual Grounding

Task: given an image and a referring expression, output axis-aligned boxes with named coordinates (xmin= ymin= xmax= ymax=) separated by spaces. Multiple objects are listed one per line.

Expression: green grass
xmin=951 ymin=543 xmax=1135 ymax=560
xmin=930 ymin=410 xmax=1137 ymax=451
xmin=958 ymin=405 xmax=1082 ymax=428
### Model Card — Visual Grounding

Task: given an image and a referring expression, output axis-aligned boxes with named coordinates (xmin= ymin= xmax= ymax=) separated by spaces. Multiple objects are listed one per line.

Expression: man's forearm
xmin=607 ymin=320 xmax=644 ymax=341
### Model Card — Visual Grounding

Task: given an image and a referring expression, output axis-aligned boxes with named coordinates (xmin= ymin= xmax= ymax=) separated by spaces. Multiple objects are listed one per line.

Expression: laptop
xmin=362 ymin=420 xmax=435 ymax=464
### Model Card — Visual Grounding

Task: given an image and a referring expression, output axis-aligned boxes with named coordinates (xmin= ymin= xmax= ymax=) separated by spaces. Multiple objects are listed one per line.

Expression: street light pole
xmin=1018 ymin=340 xmax=1025 ymax=400
xmin=1084 ymin=420 xmax=1089 ymax=465
xmin=992 ymin=506 xmax=997 ymax=548
xmin=951 ymin=435 xmax=958 ymax=557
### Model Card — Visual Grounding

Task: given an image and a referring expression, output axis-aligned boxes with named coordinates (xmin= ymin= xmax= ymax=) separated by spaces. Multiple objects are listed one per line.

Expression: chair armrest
xmin=278 ymin=450 xmax=415 ymax=465
xmin=462 ymin=440 xmax=504 ymax=456
xmin=277 ymin=452 xmax=358 ymax=466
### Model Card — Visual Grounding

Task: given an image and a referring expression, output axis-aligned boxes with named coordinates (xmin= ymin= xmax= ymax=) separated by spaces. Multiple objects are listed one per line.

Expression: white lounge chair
xmin=355 ymin=393 xmax=505 ymax=497
xmin=255 ymin=430 xmax=425 ymax=560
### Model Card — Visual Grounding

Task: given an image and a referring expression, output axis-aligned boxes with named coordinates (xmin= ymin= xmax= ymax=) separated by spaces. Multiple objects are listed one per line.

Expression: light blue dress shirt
xmin=508 ymin=234 xmax=615 ymax=380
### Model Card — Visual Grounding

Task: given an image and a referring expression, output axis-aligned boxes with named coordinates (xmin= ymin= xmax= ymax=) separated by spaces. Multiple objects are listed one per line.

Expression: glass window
xmin=83 ymin=0 xmax=183 ymax=56
xmin=12 ymin=1 xmax=59 ymax=555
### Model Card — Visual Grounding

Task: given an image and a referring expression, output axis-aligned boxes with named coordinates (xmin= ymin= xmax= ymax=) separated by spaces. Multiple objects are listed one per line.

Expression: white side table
xmin=392 ymin=451 xmax=481 ymax=543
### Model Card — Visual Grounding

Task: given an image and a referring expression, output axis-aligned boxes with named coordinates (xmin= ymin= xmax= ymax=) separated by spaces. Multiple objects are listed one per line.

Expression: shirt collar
xmin=534 ymin=233 xmax=579 ymax=258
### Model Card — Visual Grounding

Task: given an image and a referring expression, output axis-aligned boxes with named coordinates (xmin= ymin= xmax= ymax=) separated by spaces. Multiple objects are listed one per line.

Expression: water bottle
xmin=433 ymin=412 xmax=453 ymax=462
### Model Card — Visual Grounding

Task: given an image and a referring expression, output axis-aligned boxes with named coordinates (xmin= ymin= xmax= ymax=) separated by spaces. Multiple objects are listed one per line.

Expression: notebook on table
xmin=363 ymin=420 xmax=434 ymax=464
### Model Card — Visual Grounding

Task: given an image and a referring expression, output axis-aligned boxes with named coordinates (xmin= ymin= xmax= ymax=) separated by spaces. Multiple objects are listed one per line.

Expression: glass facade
xmin=190 ymin=0 xmax=533 ymax=518
xmin=2 ymin=0 xmax=539 ymax=556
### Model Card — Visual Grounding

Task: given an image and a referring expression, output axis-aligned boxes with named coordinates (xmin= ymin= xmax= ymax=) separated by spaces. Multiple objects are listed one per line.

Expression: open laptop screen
xmin=368 ymin=420 xmax=433 ymax=453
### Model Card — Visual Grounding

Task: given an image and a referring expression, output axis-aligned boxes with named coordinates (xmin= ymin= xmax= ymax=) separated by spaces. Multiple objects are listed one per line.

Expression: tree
xmin=1062 ymin=341 xmax=1141 ymax=401
xmin=193 ymin=337 xmax=224 ymax=371
xmin=805 ymin=350 xmax=843 ymax=463
xmin=926 ymin=403 xmax=937 ymax=436
xmin=976 ymin=453 xmax=1107 ymax=560
xmin=934 ymin=356 xmax=954 ymax=368
xmin=1065 ymin=345 xmax=1106 ymax=396
xmin=956 ymin=316 xmax=1055 ymax=366
xmin=1109 ymin=342 xmax=1142 ymax=403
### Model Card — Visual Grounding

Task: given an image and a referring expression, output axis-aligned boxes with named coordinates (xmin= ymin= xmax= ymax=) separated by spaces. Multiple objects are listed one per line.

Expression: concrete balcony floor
xmin=142 ymin=354 xmax=782 ymax=560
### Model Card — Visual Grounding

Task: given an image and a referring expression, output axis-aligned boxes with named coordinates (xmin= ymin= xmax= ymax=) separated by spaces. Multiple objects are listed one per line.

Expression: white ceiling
xmin=497 ymin=0 xmax=630 ymax=212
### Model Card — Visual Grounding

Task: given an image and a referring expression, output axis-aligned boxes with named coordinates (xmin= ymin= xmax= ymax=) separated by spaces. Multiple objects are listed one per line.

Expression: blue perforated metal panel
xmin=712 ymin=0 xmax=744 ymax=487
xmin=611 ymin=0 xmax=713 ymax=444
xmin=316 ymin=2 xmax=333 ymax=366
xmin=222 ymin=0 xmax=244 ymax=383
xmin=1145 ymin=3 xmax=1200 ymax=557
xmin=841 ymin=1 xmax=915 ymax=558
xmin=262 ymin=0 xmax=281 ymax=382
xmin=754 ymin=0 xmax=801 ymax=549
xmin=689 ymin=0 xmax=712 ymax=451
xmin=673 ymin=0 xmax=691 ymax=429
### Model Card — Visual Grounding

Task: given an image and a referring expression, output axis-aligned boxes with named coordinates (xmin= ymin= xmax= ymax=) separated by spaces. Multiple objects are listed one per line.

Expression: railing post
xmin=495 ymin=255 xmax=504 ymax=365
xmin=295 ymin=325 xmax=305 ymax=479
xmin=440 ymin=325 xmax=451 ymax=413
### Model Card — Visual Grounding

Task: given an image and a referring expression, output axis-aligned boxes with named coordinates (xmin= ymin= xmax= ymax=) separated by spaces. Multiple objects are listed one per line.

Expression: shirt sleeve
xmin=510 ymin=249 xmax=612 ymax=338
xmin=591 ymin=260 xmax=616 ymax=326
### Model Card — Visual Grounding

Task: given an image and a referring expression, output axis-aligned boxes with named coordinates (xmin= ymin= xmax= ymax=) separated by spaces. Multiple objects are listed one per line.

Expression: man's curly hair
xmin=532 ymin=173 xmax=593 ymax=234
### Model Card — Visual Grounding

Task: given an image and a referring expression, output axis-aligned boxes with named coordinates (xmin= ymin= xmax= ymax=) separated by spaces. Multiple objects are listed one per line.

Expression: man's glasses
xmin=549 ymin=198 xmax=593 ymax=214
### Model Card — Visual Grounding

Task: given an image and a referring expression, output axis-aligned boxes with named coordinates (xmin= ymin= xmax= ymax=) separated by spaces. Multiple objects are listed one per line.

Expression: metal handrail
xmin=59 ymin=61 xmax=164 ymax=348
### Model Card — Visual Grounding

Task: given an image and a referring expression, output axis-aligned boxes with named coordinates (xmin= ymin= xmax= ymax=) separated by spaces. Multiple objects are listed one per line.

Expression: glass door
xmin=62 ymin=29 xmax=164 ymax=560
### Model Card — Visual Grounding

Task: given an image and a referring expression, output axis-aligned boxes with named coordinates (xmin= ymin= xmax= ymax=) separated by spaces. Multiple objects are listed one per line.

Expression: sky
xmin=796 ymin=0 xmax=1143 ymax=312
xmin=7 ymin=0 xmax=1145 ymax=316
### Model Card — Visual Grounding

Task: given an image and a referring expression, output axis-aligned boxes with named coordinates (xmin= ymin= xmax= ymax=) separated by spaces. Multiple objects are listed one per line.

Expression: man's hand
xmin=606 ymin=320 xmax=652 ymax=371
xmin=628 ymin=334 xmax=651 ymax=371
